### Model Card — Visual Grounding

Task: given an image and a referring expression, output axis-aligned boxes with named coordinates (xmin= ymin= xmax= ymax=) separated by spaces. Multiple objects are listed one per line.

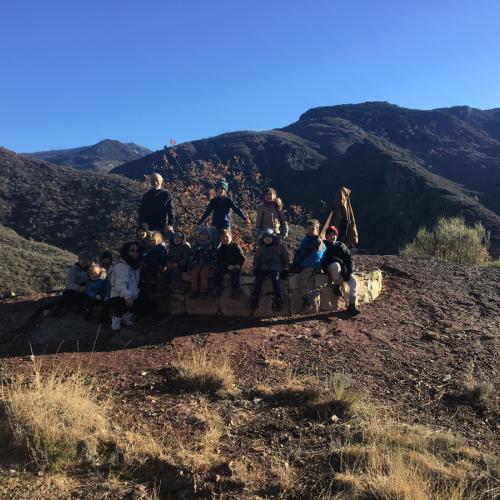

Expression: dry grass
xmin=328 ymin=416 xmax=499 ymax=499
xmin=174 ymin=400 xmax=224 ymax=469
xmin=256 ymin=370 xmax=321 ymax=405
xmin=462 ymin=362 xmax=497 ymax=408
xmin=1 ymin=364 xmax=109 ymax=469
xmin=171 ymin=350 xmax=236 ymax=396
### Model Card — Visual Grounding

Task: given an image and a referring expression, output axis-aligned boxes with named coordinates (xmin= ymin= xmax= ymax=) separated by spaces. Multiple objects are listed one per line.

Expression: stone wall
xmin=151 ymin=269 xmax=382 ymax=318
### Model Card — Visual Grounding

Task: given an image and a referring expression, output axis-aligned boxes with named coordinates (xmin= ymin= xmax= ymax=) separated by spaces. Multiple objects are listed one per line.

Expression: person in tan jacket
xmin=322 ymin=187 xmax=359 ymax=247
xmin=255 ymin=187 xmax=288 ymax=240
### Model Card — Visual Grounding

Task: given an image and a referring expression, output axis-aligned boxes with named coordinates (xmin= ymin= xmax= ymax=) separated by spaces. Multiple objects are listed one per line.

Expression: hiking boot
xmin=111 ymin=316 xmax=122 ymax=331
xmin=250 ymin=297 xmax=259 ymax=310
xmin=346 ymin=303 xmax=361 ymax=316
xmin=122 ymin=312 xmax=134 ymax=326
xmin=275 ymin=298 xmax=283 ymax=312
xmin=231 ymin=288 xmax=240 ymax=300
xmin=199 ymin=291 xmax=208 ymax=300
xmin=330 ymin=283 xmax=343 ymax=297
xmin=189 ymin=291 xmax=199 ymax=299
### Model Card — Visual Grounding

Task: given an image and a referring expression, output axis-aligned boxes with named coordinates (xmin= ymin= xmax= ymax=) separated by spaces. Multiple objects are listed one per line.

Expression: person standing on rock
xmin=255 ymin=187 xmax=288 ymax=241
xmin=321 ymin=226 xmax=360 ymax=316
xmin=197 ymin=179 xmax=251 ymax=236
xmin=138 ymin=173 xmax=175 ymax=239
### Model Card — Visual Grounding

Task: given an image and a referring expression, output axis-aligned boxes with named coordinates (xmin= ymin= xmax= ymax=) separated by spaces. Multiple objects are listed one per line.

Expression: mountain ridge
xmin=25 ymin=139 xmax=151 ymax=173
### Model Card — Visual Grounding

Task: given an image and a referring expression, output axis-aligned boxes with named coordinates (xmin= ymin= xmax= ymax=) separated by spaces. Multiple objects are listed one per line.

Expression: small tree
xmin=401 ymin=217 xmax=490 ymax=265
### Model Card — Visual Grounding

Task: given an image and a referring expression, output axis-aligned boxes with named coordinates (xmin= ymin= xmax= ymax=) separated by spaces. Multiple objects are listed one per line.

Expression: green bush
xmin=401 ymin=217 xmax=490 ymax=265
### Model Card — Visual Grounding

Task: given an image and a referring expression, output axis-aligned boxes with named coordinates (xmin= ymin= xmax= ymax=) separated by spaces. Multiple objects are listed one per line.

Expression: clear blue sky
xmin=1 ymin=0 xmax=499 ymax=152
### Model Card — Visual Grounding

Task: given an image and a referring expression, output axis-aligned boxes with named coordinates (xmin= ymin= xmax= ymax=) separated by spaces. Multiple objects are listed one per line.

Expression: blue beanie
xmin=216 ymin=179 xmax=229 ymax=192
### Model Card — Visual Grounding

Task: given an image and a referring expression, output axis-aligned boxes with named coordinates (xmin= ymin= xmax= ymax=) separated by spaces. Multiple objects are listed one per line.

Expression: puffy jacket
xmin=66 ymin=263 xmax=89 ymax=291
xmin=321 ymin=240 xmax=354 ymax=277
xmin=168 ymin=241 xmax=193 ymax=269
xmin=138 ymin=188 xmax=175 ymax=230
xmin=218 ymin=243 xmax=245 ymax=267
xmin=191 ymin=240 xmax=218 ymax=268
xmin=86 ymin=273 xmax=109 ymax=300
xmin=253 ymin=237 xmax=289 ymax=272
xmin=255 ymin=202 xmax=288 ymax=238
xmin=110 ymin=259 xmax=141 ymax=300
xmin=293 ymin=235 xmax=325 ymax=271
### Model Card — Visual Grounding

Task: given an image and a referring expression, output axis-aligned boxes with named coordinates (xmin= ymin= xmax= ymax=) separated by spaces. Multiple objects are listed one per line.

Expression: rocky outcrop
xmin=150 ymin=270 xmax=382 ymax=318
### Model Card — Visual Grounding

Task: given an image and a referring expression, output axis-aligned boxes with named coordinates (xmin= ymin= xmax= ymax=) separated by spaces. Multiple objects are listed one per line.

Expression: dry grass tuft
xmin=256 ymin=371 xmax=320 ymax=405
xmin=328 ymin=416 xmax=499 ymax=499
xmin=172 ymin=351 xmax=236 ymax=396
xmin=175 ymin=401 xmax=224 ymax=469
xmin=1 ymin=365 xmax=109 ymax=469
xmin=462 ymin=362 xmax=497 ymax=408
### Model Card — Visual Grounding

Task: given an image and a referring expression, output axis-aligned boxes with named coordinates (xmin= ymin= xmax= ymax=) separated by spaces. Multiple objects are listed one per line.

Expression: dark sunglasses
xmin=129 ymin=248 xmax=140 ymax=254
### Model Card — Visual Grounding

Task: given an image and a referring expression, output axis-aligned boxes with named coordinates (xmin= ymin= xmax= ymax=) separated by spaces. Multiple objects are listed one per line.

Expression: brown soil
xmin=0 ymin=255 xmax=498 ymax=498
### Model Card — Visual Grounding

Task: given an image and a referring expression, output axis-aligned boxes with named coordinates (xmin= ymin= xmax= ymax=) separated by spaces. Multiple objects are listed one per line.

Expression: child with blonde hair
xmin=255 ymin=187 xmax=288 ymax=239
xmin=84 ymin=263 xmax=108 ymax=320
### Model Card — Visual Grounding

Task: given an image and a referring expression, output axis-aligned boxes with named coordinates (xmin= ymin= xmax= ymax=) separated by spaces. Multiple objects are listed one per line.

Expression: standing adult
xmin=138 ymin=173 xmax=175 ymax=237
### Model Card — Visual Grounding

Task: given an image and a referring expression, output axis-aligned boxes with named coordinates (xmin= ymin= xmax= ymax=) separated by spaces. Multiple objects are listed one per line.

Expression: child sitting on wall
xmin=190 ymin=227 xmax=218 ymax=299
xmin=251 ymin=229 xmax=289 ymax=312
xmin=321 ymin=225 xmax=360 ymax=316
xmin=165 ymin=231 xmax=192 ymax=286
xmin=197 ymin=179 xmax=251 ymax=234
xmin=214 ymin=229 xmax=245 ymax=299
xmin=84 ymin=263 xmax=108 ymax=320
xmin=47 ymin=251 xmax=92 ymax=316
xmin=142 ymin=231 xmax=168 ymax=288
xmin=255 ymin=187 xmax=288 ymax=240
xmin=293 ymin=219 xmax=325 ymax=271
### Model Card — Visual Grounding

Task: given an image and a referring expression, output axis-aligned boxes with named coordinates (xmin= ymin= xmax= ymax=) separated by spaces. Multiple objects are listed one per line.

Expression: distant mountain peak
xmin=25 ymin=139 xmax=151 ymax=173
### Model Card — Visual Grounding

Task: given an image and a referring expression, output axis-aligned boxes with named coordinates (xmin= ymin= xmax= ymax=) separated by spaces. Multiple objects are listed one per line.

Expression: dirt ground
xmin=0 ymin=255 xmax=498 ymax=498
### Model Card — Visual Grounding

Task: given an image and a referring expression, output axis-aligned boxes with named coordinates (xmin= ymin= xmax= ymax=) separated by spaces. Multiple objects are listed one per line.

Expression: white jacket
xmin=110 ymin=259 xmax=140 ymax=300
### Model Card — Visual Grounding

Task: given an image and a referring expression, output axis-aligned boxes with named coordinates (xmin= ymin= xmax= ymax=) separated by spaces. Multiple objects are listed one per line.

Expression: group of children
xmin=49 ymin=177 xmax=359 ymax=331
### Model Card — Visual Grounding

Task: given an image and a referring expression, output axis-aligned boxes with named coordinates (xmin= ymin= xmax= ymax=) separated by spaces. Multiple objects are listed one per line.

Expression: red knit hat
xmin=326 ymin=225 xmax=338 ymax=236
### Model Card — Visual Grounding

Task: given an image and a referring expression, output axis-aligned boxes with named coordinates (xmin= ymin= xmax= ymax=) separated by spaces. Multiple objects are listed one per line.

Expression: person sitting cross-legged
xmin=321 ymin=225 xmax=360 ymax=316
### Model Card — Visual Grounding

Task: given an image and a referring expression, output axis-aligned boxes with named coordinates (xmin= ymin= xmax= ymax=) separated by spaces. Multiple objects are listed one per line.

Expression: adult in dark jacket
xmin=138 ymin=173 xmax=175 ymax=235
xmin=197 ymin=179 xmax=251 ymax=231
xmin=321 ymin=226 xmax=360 ymax=315
xmin=214 ymin=229 xmax=245 ymax=298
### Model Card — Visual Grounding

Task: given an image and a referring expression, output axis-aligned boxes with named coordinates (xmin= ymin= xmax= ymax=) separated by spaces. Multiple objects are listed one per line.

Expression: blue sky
xmin=1 ymin=0 xmax=499 ymax=152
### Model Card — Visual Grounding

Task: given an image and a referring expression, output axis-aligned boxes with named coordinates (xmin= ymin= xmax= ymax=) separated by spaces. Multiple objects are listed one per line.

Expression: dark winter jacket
xmin=143 ymin=244 xmax=168 ymax=270
xmin=217 ymin=243 xmax=245 ymax=268
xmin=138 ymin=188 xmax=175 ymax=230
xmin=191 ymin=239 xmax=218 ymax=268
xmin=321 ymin=240 xmax=354 ymax=277
xmin=86 ymin=274 xmax=109 ymax=300
xmin=66 ymin=263 xmax=90 ymax=291
xmin=253 ymin=237 xmax=289 ymax=272
xmin=197 ymin=197 xmax=247 ymax=229
xmin=168 ymin=240 xmax=192 ymax=269
xmin=293 ymin=235 xmax=325 ymax=271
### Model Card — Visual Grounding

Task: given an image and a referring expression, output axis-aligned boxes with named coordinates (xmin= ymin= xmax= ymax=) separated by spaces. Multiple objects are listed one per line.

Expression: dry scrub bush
xmin=328 ymin=417 xmax=499 ymax=499
xmin=172 ymin=350 xmax=236 ymax=396
xmin=1 ymin=366 xmax=109 ymax=469
xmin=401 ymin=217 xmax=490 ymax=265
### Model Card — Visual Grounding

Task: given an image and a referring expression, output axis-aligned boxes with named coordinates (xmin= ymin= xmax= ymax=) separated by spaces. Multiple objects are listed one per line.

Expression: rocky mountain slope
xmin=0 ymin=225 xmax=75 ymax=295
xmin=112 ymin=102 xmax=500 ymax=256
xmin=0 ymin=148 xmax=143 ymax=255
xmin=26 ymin=139 xmax=151 ymax=173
